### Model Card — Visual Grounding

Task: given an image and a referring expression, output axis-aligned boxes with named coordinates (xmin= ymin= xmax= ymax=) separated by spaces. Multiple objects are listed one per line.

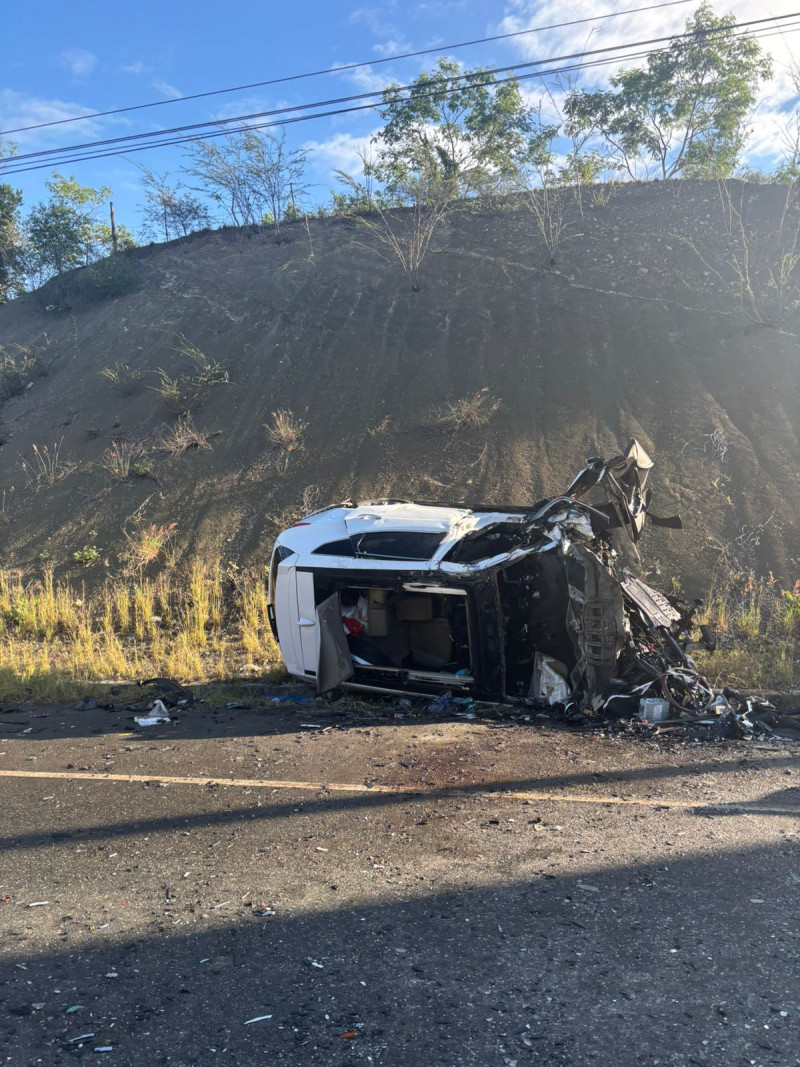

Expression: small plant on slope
xmin=99 ymin=363 xmax=146 ymax=395
xmin=20 ymin=440 xmax=74 ymax=489
xmin=264 ymin=409 xmax=307 ymax=451
xmin=434 ymin=388 xmax=500 ymax=431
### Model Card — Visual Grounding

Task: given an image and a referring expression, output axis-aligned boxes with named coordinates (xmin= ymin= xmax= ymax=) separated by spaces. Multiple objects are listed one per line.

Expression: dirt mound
xmin=0 ymin=180 xmax=798 ymax=593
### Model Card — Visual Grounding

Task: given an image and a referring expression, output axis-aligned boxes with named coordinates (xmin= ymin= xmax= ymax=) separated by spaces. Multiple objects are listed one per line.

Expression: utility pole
xmin=109 ymin=201 xmax=118 ymax=254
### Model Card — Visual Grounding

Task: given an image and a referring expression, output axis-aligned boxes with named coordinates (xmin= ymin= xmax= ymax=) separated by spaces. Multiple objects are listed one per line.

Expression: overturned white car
xmin=267 ymin=440 xmax=708 ymax=706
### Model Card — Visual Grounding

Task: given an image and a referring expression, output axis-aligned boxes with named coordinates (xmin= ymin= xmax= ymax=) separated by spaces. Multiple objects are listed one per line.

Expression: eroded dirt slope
xmin=0 ymin=180 xmax=798 ymax=591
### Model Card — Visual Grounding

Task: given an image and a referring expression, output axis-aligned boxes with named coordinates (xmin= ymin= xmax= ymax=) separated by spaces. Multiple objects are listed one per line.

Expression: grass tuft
xmin=434 ymin=388 xmax=500 ymax=431
xmin=264 ymin=409 xmax=307 ymax=451
xmin=157 ymin=418 xmax=214 ymax=456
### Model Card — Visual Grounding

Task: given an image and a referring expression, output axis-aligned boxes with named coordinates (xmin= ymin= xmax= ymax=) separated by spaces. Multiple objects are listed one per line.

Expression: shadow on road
xmin=4 ymin=841 xmax=797 ymax=1066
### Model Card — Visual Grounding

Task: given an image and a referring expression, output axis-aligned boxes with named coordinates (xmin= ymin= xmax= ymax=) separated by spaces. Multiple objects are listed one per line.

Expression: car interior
xmin=315 ymin=578 xmax=472 ymax=675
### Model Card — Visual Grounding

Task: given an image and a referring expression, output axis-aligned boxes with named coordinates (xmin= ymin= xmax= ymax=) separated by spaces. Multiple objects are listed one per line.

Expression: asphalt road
xmin=1 ymin=699 xmax=798 ymax=1066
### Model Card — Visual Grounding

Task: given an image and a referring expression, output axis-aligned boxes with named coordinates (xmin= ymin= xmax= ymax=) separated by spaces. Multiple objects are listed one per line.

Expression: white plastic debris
xmin=135 ymin=700 xmax=171 ymax=727
xmin=531 ymin=654 xmax=569 ymax=705
xmin=244 ymin=1015 xmax=273 ymax=1025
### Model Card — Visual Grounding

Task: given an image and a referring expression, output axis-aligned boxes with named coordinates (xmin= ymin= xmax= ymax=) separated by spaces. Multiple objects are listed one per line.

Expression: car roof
xmin=274 ymin=499 xmax=528 ymax=563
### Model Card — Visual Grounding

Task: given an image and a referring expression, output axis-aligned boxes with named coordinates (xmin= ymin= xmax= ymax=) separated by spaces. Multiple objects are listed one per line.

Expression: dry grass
xmin=20 ymin=441 xmax=74 ymax=489
xmin=695 ymin=572 xmax=799 ymax=691
xmin=102 ymin=441 xmax=142 ymax=479
xmin=152 ymin=335 xmax=228 ymax=415
xmin=264 ymin=409 xmax=307 ymax=451
xmin=366 ymin=415 xmax=393 ymax=437
xmin=122 ymin=521 xmax=178 ymax=573
xmin=434 ymin=388 xmax=500 ymax=431
xmin=0 ymin=562 xmax=283 ymax=701
xmin=99 ymin=362 xmax=146 ymax=395
xmin=157 ymin=418 xmax=214 ymax=456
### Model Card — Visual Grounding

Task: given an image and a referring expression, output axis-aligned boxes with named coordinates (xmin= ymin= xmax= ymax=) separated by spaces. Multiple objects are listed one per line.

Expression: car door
xmin=295 ymin=569 xmax=318 ymax=672
xmin=273 ymin=558 xmax=303 ymax=675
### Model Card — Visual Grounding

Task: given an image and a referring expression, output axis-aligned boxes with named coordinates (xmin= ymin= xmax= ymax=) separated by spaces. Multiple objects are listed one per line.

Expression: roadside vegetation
xmin=0 ymin=562 xmax=282 ymax=702
xmin=695 ymin=573 xmax=800 ymax=691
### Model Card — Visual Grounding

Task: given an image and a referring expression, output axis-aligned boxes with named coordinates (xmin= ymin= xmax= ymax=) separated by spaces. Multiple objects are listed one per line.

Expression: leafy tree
xmin=26 ymin=201 xmax=87 ymax=279
xmin=25 ymin=173 xmax=135 ymax=282
xmin=0 ymin=185 xmax=24 ymax=301
xmin=371 ymin=57 xmax=552 ymax=197
xmin=0 ymin=141 xmax=24 ymax=301
xmin=564 ymin=3 xmax=773 ymax=180
xmin=137 ymin=166 xmax=211 ymax=241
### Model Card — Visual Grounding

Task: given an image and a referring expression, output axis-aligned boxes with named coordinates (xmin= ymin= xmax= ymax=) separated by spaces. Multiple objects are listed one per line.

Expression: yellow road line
xmin=0 ymin=768 xmax=795 ymax=812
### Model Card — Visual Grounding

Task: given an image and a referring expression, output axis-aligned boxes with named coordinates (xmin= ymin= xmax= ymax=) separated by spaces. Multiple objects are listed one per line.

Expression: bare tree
xmin=185 ymin=128 xmax=309 ymax=236
xmin=677 ymin=180 xmax=800 ymax=326
xmin=339 ymin=170 xmax=454 ymax=291
xmin=242 ymin=130 xmax=308 ymax=236
xmin=186 ymin=131 xmax=261 ymax=228
xmin=137 ymin=165 xmax=210 ymax=241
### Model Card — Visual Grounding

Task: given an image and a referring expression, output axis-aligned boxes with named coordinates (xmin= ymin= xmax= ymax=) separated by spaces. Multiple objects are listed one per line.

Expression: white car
xmin=267 ymin=440 xmax=694 ymax=704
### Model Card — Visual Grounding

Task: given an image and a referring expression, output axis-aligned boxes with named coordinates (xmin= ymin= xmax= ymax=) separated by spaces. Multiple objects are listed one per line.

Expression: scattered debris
xmin=137 ymin=677 xmax=195 ymax=707
xmin=134 ymin=700 xmax=172 ymax=727
xmin=265 ymin=695 xmax=322 ymax=705
xmin=27 ymin=901 xmax=49 ymax=907
xmin=65 ymin=1005 xmax=84 ymax=1014
xmin=74 ymin=697 xmax=98 ymax=711
xmin=244 ymin=1015 xmax=273 ymax=1025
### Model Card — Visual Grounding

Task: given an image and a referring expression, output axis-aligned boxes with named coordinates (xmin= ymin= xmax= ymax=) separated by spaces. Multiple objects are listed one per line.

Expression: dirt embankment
xmin=0 ymin=180 xmax=798 ymax=592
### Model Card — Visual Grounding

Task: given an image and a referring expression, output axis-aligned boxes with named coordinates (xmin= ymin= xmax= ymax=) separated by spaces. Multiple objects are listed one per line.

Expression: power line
xmin=5 ymin=22 xmax=797 ymax=178
xmin=4 ymin=11 xmax=796 ymax=174
xmin=1 ymin=0 xmax=701 ymax=136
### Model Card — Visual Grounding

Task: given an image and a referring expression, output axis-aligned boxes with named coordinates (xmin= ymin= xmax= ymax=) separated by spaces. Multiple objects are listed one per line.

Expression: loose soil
xmin=0 ymin=181 xmax=798 ymax=592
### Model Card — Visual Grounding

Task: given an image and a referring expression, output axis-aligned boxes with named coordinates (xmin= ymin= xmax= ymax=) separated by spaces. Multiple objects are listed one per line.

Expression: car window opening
xmin=313 ymin=531 xmax=444 ymax=561
xmin=315 ymin=577 xmax=472 ymax=676
xmin=442 ymin=522 xmax=523 ymax=564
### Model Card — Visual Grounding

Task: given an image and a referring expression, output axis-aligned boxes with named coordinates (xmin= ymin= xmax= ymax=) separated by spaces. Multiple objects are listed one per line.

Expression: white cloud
xmin=152 ymin=78 xmax=182 ymax=99
xmin=373 ymin=37 xmax=412 ymax=58
xmin=349 ymin=6 xmax=412 ymax=56
xmin=212 ymin=94 xmax=275 ymax=121
xmin=60 ymin=47 xmax=98 ymax=77
xmin=302 ymin=129 xmax=379 ymax=175
xmin=330 ymin=61 xmax=389 ymax=93
xmin=120 ymin=61 xmax=150 ymax=75
xmin=0 ymin=88 xmax=104 ymax=148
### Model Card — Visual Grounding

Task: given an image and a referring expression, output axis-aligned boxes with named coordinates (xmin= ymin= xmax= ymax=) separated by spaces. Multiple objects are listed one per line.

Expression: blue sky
xmin=2 ymin=0 xmax=798 ymax=234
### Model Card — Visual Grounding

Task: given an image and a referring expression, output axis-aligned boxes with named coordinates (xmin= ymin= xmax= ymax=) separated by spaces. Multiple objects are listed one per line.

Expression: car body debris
xmin=267 ymin=437 xmax=796 ymax=739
